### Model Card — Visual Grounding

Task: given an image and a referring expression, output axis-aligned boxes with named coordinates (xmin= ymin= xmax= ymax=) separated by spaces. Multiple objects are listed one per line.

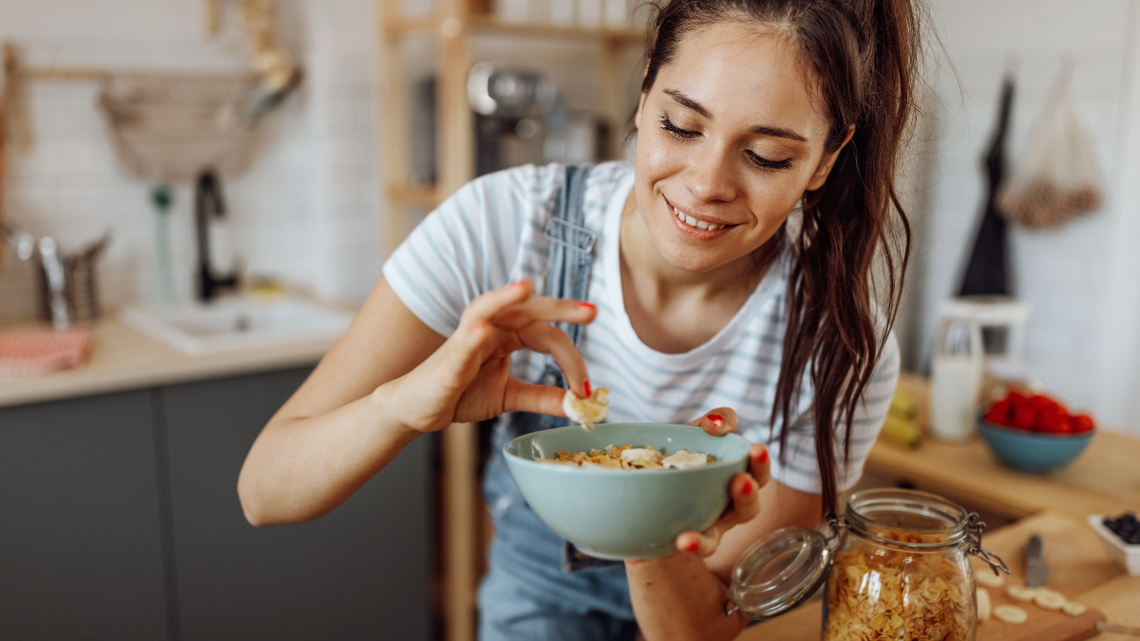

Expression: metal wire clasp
xmin=965 ymin=512 xmax=1010 ymax=576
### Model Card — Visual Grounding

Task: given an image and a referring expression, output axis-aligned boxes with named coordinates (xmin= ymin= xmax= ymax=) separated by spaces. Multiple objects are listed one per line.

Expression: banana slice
xmin=977 ymin=587 xmax=992 ymax=621
xmin=1034 ymin=589 xmax=1067 ymax=611
xmin=563 ymin=387 xmax=610 ymax=431
xmin=1006 ymin=585 xmax=1038 ymax=603
xmin=975 ymin=568 xmax=1005 ymax=588
xmin=1061 ymin=601 xmax=1087 ymax=616
xmin=993 ymin=604 xmax=1029 ymax=625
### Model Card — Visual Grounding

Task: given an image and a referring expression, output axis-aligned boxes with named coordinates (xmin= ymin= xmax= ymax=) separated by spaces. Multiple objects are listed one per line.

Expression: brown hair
xmin=639 ymin=0 xmax=919 ymax=517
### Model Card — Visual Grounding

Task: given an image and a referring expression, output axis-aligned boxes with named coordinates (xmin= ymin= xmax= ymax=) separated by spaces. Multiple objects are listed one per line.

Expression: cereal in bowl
xmin=537 ymin=444 xmax=712 ymax=470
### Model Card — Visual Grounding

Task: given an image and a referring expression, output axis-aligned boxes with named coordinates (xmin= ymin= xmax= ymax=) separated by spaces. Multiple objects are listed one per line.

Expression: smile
xmin=668 ymin=201 xmax=731 ymax=231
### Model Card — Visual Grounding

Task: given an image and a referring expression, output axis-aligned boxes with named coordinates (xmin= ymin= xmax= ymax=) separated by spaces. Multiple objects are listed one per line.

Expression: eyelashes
xmin=657 ymin=112 xmax=793 ymax=171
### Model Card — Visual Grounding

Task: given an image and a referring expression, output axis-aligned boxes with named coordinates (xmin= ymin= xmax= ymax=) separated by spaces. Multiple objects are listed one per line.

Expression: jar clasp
xmin=966 ymin=512 xmax=1010 ymax=576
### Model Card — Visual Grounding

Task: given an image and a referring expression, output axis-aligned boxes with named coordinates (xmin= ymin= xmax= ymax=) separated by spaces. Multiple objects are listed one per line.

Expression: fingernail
xmin=579 ymin=301 xmax=597 ymax=310
xmin=686 ymin=541 xmax=699 ymax=553
xmin=583 ymin=379 xmax=592 ymax=396
xmin=741 ymin=480 xmax=753 ymax=495
xmin=708 ymin=413 xmax=723 ymax=428
xmin=757 ymin=450 xmax=768 ymax=465
xmin=510 ymin=279 xmax=526 ymax=287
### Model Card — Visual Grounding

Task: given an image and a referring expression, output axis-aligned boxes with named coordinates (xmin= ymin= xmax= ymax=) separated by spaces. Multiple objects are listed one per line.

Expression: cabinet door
xmin=0 ymin=390 xmax=169 ymax=641
xmin=162 ymin=367 xmax=432 ymax=641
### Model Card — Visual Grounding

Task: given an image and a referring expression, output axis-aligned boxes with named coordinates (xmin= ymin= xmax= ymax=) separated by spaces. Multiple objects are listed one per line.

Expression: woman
xmin=238 ymin=0 xmax=920 ymax=638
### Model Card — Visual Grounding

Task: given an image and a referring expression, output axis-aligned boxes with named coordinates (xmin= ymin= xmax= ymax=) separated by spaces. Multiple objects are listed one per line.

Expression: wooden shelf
xmin=384 ymin=14 xmax=645 ymax=44
xmin=377 ymin=3 xmax=644 ymax=638
xmin=388 ymin=183 xmax=440 ymax=208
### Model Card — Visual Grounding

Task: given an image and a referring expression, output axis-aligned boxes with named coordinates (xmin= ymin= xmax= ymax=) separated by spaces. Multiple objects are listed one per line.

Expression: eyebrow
xmin=662 ymin=88 xmax=809 ymax=143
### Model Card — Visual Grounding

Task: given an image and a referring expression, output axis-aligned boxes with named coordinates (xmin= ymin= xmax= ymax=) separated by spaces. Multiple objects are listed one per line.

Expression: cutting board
xmin=974 ymin=511 xmax=1114 ymax=641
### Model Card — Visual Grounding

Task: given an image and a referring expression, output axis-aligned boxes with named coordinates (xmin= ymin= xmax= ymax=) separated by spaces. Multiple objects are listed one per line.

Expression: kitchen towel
xmin=0 ymin=328 xmax=92 ymax=376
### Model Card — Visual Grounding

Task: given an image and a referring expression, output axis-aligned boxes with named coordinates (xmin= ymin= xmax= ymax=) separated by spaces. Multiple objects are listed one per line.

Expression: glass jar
xmin=726 ymin=488 xmax=1008 ymax=638
xmin=822 ymin=489 xmax=992 ymax=641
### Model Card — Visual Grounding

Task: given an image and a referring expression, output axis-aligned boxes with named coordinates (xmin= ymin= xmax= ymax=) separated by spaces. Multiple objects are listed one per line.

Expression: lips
xmin=665 ymin=198 xmax=735 ymax=238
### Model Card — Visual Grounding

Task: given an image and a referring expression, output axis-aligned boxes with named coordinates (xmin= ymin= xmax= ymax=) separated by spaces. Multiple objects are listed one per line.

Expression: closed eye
xmin=746 ymin=151 xmax=793 ymax=171
xmin=659 ymin=113 xmax=700 ymax=140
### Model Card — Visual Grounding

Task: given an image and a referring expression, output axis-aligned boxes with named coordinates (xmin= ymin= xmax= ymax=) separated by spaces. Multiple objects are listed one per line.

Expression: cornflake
xmin=824 ymin=525 xmax=972 ymax=641
xmin=536 ymin=445 xmax=712 ymax=470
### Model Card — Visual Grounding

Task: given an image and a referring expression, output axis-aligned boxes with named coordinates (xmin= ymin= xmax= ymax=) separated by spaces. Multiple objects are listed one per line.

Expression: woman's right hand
xmin=387 ymin=279 xmax=597 ymax=434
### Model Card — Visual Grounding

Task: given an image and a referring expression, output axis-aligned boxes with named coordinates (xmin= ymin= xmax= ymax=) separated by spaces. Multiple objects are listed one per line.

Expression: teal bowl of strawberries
xmin=977 ymin=391 xmax=1096 ymax=473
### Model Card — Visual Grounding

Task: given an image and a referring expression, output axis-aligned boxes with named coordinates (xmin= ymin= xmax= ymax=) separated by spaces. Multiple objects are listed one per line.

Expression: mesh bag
xmin=996 ymin=72 xmax=1103 ymax=228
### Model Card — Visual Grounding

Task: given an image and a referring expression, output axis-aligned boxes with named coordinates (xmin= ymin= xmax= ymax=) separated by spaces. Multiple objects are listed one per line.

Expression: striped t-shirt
xmin=383 ymin=161 xmax=899 ymax=494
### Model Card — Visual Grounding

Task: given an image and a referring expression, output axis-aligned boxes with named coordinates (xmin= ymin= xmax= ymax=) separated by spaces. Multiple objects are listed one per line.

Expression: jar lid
xmin=727 ymin=526 xmax=832 ymax=621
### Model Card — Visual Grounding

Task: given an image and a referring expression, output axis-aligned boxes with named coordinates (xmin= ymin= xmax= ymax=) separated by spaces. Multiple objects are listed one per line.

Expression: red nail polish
xmin=511 ymin=279 xmax=526 ymax=287
xmin=686 ymin=541 xmax=700 ymax=553
xmin=579 ymin=301 xmax=597 ymax=310
xmin=741 ymin=480 xmax=753 ymax=495
xmin=708 ymin=413 xmax=723 ymax=427
xmin=583 ymin=379 xmax=592 ymax=396
xmin=757 ymin=450 xmax=768 ymax=465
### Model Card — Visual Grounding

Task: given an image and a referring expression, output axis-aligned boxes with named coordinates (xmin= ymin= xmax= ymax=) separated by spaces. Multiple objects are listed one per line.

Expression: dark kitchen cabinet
xmin=0 ymin=390 xmax=169 ymax=641
xmin=0 ymin=366 xmax=432 ymax=641
xmin=161 ymin=367 xmax=432 ymax=641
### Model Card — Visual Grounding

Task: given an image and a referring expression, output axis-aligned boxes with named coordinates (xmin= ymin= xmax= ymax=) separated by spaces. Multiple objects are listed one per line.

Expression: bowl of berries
xmin=976 ymin=390 xmax=1095 ymax=473
xmin=1089 ymin=513 xmax=1140 ymax=575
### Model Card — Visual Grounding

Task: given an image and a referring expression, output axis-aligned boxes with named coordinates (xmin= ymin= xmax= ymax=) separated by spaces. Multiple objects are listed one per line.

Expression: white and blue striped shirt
xmin=384 ymin=161 xmax=899 ymax=494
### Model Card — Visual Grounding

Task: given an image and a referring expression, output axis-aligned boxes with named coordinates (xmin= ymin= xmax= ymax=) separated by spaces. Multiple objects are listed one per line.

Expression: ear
xmin=634 ymin=90 xmax=649 ymax=131
xmin=805 ymin=125 xmax=855 ymax=191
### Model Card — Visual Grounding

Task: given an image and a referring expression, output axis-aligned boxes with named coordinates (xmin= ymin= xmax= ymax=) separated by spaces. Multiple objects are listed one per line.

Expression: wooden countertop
xmin=864 ymin=374 xmax=1140 ymax=520
xmin=0 ymin=317 xmax=336 ymax=408
xmin=737 ymin=510 xmax=1140 ymax=640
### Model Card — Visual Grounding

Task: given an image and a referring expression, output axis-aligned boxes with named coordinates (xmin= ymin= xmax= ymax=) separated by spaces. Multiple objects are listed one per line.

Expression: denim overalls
xmin=477 ymin=165 xmax=639 ymax=641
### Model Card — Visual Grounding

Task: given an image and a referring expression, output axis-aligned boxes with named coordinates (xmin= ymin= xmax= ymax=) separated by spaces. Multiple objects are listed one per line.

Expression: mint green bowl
xmin=503 ymin=423 xmax=752 ymax=560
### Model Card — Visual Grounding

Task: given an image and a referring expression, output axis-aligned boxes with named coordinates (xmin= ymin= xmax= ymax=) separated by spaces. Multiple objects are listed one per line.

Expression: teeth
xmin=671 ymin=204 xmax=722 ymax=231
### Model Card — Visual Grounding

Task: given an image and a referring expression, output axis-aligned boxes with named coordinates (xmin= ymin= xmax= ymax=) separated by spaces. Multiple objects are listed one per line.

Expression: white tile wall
xmin=0 ymin=0 xmax=381 ymax=322
xmin=902 ymin=0 xmax=1140 ymax=431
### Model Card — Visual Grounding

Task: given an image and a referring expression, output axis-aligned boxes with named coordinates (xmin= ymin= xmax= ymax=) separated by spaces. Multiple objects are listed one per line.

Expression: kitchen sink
xmin=120 ymin=296 xmax=355 ymax=355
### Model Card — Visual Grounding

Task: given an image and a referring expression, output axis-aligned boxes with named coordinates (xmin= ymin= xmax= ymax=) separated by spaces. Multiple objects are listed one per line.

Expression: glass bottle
xmin=930 ymin=304 xmax=985 ymax=441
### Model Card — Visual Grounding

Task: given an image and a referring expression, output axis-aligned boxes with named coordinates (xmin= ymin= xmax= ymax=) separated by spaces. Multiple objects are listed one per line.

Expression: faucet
xmin=194 ymin=170 xmax=240 ymax=302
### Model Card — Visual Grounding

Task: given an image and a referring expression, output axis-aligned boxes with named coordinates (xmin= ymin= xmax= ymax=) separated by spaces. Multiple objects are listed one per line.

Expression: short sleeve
xmin=769 ymin=331 xmax=901 ymax=494
xmin=382 ymin=167 xmax=536 ymax=337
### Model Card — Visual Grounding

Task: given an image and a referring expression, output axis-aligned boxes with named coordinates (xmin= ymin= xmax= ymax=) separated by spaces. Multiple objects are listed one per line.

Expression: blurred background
xmin=1 ymin=1 xmax=1139 ymax=640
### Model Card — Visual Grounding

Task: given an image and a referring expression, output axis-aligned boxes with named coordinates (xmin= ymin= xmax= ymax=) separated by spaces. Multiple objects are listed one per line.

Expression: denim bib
xmin=478 ymin=164 xmax=635 ymax=635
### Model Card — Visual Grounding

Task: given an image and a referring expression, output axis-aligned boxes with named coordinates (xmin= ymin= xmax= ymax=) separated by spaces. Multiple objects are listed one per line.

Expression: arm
xmin=237 ymin=277 xmax=595 ymax=525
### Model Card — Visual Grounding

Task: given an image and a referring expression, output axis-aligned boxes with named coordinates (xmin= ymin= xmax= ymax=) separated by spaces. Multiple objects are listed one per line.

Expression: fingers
xmin=502 ymin=378 xmax=567 ymax=416
xmin=748 ymin=443 xmax=771 ymax=490
xmin=675 ymin=472 xmax=760 ymax=558
xmin=515 ymin=323 xmax=590 ymax=397
xmin=459 ymin=279 xmax=533 ymax=330
xmin=689 ymin=407 xmax=739 ymax=436
xmin=491 ymin=295 xmax=598 ymax=331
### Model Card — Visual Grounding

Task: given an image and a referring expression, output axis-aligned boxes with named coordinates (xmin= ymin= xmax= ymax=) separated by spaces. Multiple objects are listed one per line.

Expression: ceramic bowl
xmin=976 ymin=414 xmax=1094 ymax=473
xmin=1088 ymin=514 xmax=1140 ymax=576
xmin=503 ymin=423 xmax=752 ymax=559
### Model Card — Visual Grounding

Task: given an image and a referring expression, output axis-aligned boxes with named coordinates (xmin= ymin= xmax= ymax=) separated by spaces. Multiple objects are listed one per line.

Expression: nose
xmin=684 ymin=143 xmax=738 ymax=204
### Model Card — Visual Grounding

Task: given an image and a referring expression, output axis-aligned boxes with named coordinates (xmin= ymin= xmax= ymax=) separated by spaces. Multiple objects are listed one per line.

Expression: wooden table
xmin=864 ymin=428 xmax=1140 ymax=521
xmin=737 ymin=511 xmax=1140 ymax=640
xmin=863 ymin=373 xmax=1140 ymax=521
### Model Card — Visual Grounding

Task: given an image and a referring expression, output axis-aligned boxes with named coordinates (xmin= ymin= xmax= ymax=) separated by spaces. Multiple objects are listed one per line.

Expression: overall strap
xmin=537 ymin=163 xmax=595 ymax=389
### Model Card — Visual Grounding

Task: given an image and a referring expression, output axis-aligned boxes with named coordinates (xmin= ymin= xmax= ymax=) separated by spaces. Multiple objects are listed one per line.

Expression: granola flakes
xmin=824 ymin=526 xmax=973 ymax=641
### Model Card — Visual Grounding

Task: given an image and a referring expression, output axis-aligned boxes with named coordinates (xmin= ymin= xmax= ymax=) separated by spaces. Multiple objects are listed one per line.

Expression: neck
xmin=617 ymin=190 xmax=778 ymax=354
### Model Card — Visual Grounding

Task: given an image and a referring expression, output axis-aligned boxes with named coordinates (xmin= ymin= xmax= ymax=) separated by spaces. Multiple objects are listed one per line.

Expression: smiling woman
xmin=237 ymin=0 xmax=923 ymax=640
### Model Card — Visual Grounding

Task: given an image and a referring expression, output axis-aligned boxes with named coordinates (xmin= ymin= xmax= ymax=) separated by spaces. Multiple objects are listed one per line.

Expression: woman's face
xmin=633 ymin=20 xmax=848 ymax=274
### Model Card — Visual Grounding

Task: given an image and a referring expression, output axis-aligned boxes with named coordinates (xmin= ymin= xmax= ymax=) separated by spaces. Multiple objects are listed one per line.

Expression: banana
xmin=879 ymin=413 xmax=922 ymax=448
xmin=563 ymin=387 xmax=610 ymax=431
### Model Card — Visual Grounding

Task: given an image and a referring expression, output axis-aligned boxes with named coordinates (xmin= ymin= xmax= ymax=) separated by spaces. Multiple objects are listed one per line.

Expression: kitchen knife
xmin=1024 ymin=534 xmax=1050 ymax=588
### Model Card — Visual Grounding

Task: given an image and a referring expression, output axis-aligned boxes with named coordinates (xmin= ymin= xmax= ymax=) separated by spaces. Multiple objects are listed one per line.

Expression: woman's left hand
xmin=676 ymin=409 xmax=772 ymax=557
